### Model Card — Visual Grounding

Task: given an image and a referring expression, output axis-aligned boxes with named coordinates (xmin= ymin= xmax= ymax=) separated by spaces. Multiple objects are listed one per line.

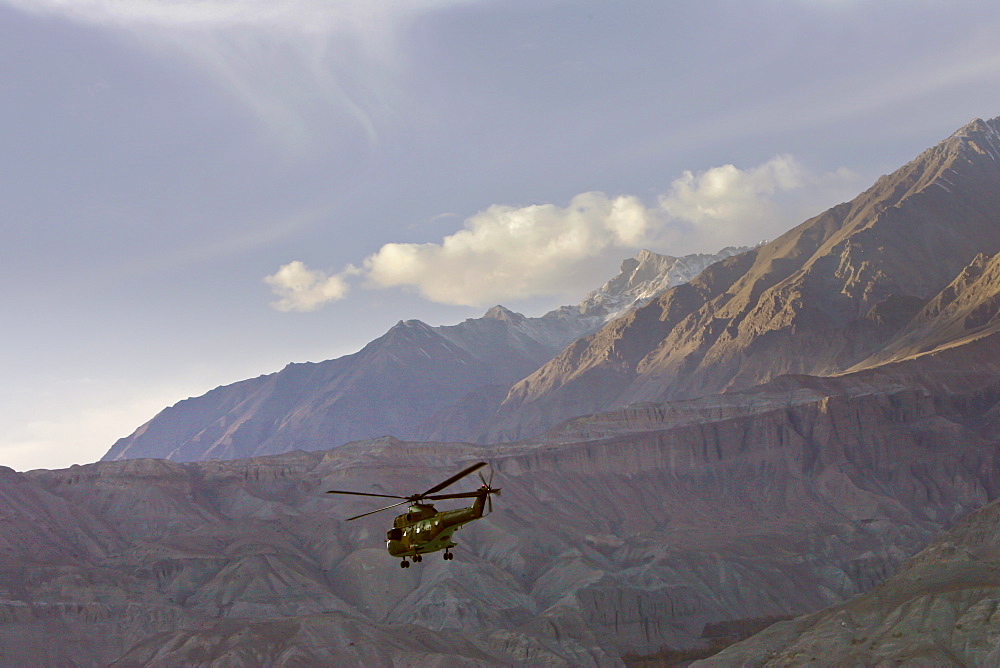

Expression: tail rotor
xmin=478 ymin=467 xmax=501 ymax=515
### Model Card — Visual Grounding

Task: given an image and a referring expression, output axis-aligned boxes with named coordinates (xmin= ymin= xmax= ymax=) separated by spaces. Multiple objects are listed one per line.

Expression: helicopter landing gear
xmin=400 ymin=559 xmax=410 ymax=568
xmin=443 ymin=550 xmax=454 ymax=560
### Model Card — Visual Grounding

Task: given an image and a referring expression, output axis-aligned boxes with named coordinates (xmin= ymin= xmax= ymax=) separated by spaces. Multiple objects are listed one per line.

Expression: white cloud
xmin=363 ymin=192 xmax=657 ymax=306
xmin=264 ymin=260 xmax=354 ymax=312
xmin=658 ymin=155 xmax=810 ymax=251
xmin=660 ymin=155 xmax=803 ymax=224
xmin=266 ymin=155 xmax=861 ymax=310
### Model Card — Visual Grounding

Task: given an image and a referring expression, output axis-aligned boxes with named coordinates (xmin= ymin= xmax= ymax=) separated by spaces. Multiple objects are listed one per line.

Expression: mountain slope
xmin=698 ymin=494 xmax=1000 ymax=666
xmin=850 ymin=250 xmax=1000 ymax=372
xmin=104 ymin=247 xmax=744 ymax=462
xmin=103 ymin=316 xmax=553 ymax=462
xmin=490 ymin=117 xmax=1000 ymax=440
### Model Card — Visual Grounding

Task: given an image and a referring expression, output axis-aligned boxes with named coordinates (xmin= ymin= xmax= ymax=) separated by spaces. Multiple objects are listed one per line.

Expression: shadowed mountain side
xmin=695 ymin=495 xmax=1000 ymax=666
xmin=489 ymin=118 xmax=1000 ymax=441
xmin=5 ymin=376 xmax=1000 ymax=664
xmin=103 ymin=247 xmax=746 ymax=463
xmin=103 ymin=317 xmax=552 ymax=462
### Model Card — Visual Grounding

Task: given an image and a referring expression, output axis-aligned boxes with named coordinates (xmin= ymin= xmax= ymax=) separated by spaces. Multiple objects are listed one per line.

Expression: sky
xmin=3 ymin=0 xmax=1000 ymax=472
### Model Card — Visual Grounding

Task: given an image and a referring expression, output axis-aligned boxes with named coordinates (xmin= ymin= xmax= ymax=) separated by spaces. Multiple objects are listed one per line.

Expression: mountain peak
xmin=948 ymin=116 xmax=998 ymax=138
xmin=493 ymin=115 xmax=1000 ymax=438
xmin=937 ymin=116 xmax=1000 ymax=161
xmin=386 ymin=319 xmax=436 ymax=337
xmin=634 ymin=248 xmax=661 ymax=264
xmin=576 ymin=246 xmax=749 ymax=318
xmin=392 ymin=319 xmax=424 ymax=329
xmin=483 ymin=305 xmax=525 ymax=322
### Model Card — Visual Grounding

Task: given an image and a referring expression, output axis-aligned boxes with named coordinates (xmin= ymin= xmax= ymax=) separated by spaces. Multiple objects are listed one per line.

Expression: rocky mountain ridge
xmin=102 ymin=246 xmax=746 ymax=463
xmin=110 ymin=120 xmax=1000 ymax=464
xmin=489 ymin=117 xmax=1000 ymax=441
xmin=848 ymin=250 xmax=1000 ymax=373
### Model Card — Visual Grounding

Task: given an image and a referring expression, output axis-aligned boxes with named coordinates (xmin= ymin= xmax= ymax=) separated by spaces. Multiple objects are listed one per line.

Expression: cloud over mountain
xmin=268 ymin=155 xmax=859 ymax=309
xmin=362 ymin=192 xmax=653 ymax=307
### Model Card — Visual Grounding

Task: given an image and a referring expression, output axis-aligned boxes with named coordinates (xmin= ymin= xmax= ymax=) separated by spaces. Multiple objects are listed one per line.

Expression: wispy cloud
xmin=1 ymin=0 xmax=467 ymax=33
xmin=267 ymin=156 xmax=861 ymax=309
xmin=1 ymin=0 xmax=475 ymax=150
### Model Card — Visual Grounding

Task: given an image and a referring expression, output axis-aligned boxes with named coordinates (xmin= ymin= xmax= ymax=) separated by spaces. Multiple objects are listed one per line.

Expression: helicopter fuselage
xmin=385 ymin=489 xmax=488 ymax=560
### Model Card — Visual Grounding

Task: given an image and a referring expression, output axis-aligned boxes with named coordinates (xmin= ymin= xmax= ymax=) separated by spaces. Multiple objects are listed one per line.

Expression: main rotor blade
xmin=326 ymin=490 xmax=407 ymax=499
xmin=345 ymin=499 xmax=410 ymax=521
xmin=426 ymin=486 xmax=501 ymax=502
xmin=419 ymin=461 xmax=486 ymax=498
xmin=424 ymin=491 xmax=481 ymax=501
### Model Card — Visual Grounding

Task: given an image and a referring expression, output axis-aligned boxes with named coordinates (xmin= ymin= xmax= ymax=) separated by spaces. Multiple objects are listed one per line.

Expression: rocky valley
xmin=4 ymin=374 xmax=1000 ymax=664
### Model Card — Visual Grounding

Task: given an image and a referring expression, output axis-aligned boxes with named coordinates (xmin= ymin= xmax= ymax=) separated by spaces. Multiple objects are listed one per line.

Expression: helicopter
xmin=326 ymin=461 xmax=500 ymax=568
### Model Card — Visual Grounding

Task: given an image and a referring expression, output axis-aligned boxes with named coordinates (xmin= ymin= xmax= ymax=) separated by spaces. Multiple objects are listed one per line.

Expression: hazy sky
xmin=4 ymin=0 xmax=1000 ymax=471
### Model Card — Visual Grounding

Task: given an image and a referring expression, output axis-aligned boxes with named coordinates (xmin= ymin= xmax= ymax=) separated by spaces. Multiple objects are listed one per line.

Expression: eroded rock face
xmin=849 ymin=250 xmax=1000 ymax=373
xmin=4 ymin=379 xmax=1000 ymax=664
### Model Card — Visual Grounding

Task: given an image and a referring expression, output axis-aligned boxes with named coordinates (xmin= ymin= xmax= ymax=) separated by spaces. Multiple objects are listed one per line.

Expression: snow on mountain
xmin=482 ymin=246 xmax=751 ymax=351
xmin=577 ymin=246 xmax=751 ymax=316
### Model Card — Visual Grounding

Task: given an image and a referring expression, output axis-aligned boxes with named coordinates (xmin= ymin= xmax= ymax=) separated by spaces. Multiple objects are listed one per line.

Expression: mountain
xmin=489 ymin=117 xmax=1000 ymax=440
xmin=5 ymin=371 xmax=1000 ymax=664
xmin=103 ymin=246 xmax=746 ymax=462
